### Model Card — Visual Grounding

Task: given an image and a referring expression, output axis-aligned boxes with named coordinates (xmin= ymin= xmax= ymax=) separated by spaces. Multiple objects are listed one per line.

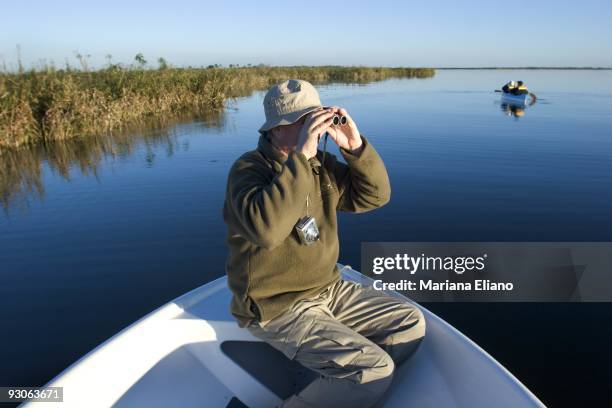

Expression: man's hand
xmin=325 ymin=107 xmax=363 ymax=153
xmin=296 ymin=109 xmax=335 ymax=159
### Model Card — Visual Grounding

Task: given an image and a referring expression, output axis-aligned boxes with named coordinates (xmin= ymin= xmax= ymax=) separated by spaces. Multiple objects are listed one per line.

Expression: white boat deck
xmin=23 ymin=266 xmax=545 ymax=408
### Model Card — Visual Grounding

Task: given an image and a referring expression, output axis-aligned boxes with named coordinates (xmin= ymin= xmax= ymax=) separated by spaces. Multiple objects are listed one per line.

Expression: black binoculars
xmin=332 ymin=114 xmax=347 ymax=126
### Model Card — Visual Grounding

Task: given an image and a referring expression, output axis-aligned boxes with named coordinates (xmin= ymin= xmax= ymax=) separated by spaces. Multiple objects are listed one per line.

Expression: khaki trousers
xmin=246 ymin=279 xmax=426 ymax=408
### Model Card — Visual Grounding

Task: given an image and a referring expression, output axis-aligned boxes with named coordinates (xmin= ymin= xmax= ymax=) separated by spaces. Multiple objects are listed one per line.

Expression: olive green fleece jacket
xmin=223 ymin=133 xmax=391 ymax=328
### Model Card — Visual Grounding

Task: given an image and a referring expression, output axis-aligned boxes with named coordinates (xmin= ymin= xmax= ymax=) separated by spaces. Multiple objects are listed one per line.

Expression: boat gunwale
xmin=29 ymin=265 xmax=545 ymax=408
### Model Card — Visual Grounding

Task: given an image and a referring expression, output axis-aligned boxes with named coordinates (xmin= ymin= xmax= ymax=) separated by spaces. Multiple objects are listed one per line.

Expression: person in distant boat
xmin=514 ymin=81 xmax=528 ymax=94
xmin=223 ymin=79 xmax=426 ymax=408
xmin=503 ymin=80 xmax=528 ymax=95
xmin=502 ymin=80 xmax=516 ymax=93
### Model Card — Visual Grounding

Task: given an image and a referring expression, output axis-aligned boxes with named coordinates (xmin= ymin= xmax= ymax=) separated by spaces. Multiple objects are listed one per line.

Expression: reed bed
xmin=0 ymin=65 xmax=434 ymax=149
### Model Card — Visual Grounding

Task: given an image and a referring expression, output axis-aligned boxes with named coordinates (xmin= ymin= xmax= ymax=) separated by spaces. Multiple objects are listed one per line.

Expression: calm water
xmin=1 ymin=70 xmax=612 ymax=406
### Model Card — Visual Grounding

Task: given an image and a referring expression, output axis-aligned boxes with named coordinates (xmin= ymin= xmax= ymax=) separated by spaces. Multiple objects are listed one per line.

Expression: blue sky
xmin=1 ymin=0 xmax=611 ymax=69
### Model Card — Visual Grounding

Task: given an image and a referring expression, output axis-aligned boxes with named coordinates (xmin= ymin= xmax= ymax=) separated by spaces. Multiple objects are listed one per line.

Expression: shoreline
xmin=0 ymin=66 xmax=435 ymax=150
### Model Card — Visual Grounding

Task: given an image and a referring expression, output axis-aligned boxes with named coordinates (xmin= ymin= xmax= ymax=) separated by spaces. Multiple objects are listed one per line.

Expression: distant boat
xmin=498 ymin=81 xmax=536 ymax=106
xmin=23 ymin=264 xmax=545 ymax=408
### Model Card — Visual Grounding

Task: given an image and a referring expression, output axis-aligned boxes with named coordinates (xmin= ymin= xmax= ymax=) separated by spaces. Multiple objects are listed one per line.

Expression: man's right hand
xmin=296 ymin=108 xmax=335 ymax=159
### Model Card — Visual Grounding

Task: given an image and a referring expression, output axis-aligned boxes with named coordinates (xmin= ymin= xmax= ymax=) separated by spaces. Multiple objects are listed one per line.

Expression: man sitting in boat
xmin=223 ymin=79 xmax=426 ymax=407
xmin=502 ymin=80 xmax=528 ymax=95
xmin=502 ymin=80 xmax=517 ymax=93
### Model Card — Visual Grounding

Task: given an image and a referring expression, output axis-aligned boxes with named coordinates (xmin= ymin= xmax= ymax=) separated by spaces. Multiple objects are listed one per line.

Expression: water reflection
xmin=0 ymin=111 xmax=225 ymax=211
xmin=499 ymin=96 xmax=536 ymax=119
xmin=500 ymin=102 xmax=527 ymax=118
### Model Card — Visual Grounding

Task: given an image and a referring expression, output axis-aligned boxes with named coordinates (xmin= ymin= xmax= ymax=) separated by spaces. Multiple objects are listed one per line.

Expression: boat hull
xmin=501 ymin=92 xmax=529 ymax=105
xmin=23 ymin=265 xmax=545 ymax=408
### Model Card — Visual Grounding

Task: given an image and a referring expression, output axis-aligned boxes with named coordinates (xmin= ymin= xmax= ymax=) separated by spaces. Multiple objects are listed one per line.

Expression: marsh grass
xmin=0 ymin=65 xmax=434 ymax=149
xmin=0 ymin=64 xmax=434 ymax=209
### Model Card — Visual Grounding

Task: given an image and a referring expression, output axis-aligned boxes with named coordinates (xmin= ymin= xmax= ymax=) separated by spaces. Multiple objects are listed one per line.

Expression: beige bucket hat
xmin=258 ymin=79 xmax=323 ymax=134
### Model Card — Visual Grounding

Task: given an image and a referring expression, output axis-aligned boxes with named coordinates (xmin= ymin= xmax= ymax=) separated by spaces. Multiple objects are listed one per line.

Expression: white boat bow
xmin=23 ymin=265 xmax=545 ymax=408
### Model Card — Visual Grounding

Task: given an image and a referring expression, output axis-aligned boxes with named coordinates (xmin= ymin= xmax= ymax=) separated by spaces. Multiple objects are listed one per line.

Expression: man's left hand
xmin=325 ymin=107 xmax=363 ymax=153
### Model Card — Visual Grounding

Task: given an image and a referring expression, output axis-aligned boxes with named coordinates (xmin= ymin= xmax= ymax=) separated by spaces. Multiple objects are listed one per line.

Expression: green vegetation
xmin=0 ymin=61 xmax=434 ymax=149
